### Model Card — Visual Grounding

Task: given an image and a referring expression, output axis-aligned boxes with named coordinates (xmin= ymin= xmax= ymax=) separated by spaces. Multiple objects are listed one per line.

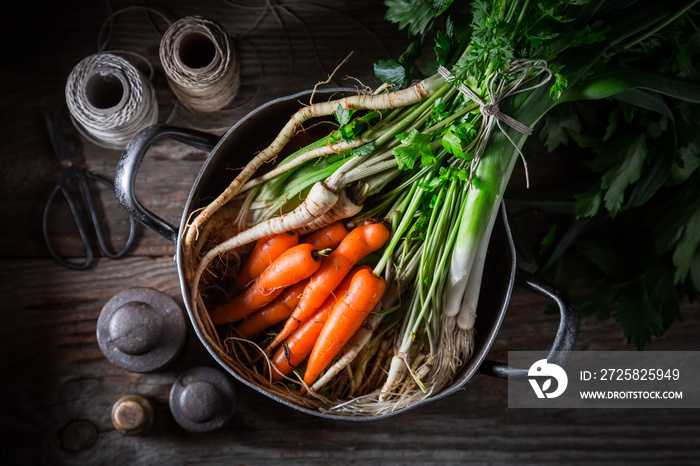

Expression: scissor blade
xmin=45 ymin=113 xmax=74 ymax=165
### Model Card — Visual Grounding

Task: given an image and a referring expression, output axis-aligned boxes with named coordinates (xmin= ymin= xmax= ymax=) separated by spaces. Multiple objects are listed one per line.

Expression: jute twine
xmin=159 ymin=16 xmax=241 ymax=112
xmin=65 ymin=53 xmax=159 ymax=149
xmin=438 ymin=59 xmax=552 ymax=187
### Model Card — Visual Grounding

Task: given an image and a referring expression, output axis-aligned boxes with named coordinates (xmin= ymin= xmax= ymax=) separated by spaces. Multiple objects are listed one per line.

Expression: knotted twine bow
xmin=438 ymin=59 xmax=552 ymax=187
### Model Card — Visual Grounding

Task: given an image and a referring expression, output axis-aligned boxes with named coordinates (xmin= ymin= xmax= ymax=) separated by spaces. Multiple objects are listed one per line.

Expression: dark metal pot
xmin=115 ymin=88 xmax=579 ymax=421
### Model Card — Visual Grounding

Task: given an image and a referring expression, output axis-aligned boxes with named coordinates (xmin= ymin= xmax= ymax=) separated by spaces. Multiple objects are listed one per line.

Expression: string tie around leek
xmin=438 ymin=59 xmax=552 ymax=187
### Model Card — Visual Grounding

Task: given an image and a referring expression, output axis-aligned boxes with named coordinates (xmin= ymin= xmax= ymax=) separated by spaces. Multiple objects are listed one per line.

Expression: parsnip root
xmin=183 ymin=74 xmax=444 ymax=258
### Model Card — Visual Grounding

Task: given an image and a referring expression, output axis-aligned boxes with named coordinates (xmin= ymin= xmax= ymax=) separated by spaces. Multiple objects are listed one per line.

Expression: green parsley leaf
xmin=427 ymin=98 xmax=449 ymax=127
xmin=339 ymin=119 xmax=364 ymax=142
xmin=374 ymin=59 xmax=406 ymax=88
xmin=393 ymin=130 xmax=434 ymax=170
xmin=419 ymin=176 xmax=444 ymax=191
xmin=441 ymin=122 xmax=476 ymax=159
xmin=573 ymin=183 xmax=602 ymax=218
xmin=349 ymin=142 xmax=376 ymax=157
xmin=669 ymin=141 xmax=700 ymax=185
xmin=550 ymin=72 xmax=568 ymax=101
xmin=569 ymin=23 xmax=608 ymax=47
xmin=334 ymin=104 xmax=353 ymax=127
xmin=600 ymin=134 xmax=647 ymax=217
xmin=441 ymin=127 xmax=462 ymax=156
xmin=438 ymin=166 xmax=467 ymax=183
xmin=432 ymin=0 xmax=453 ymax=13
xmin=578 ymin=284 xmax=622 ymax=321
xmin=384 ymin=0 xmax=441 ymax=37
xmin=613 ymin=283 xmax=664 ymax=350
xmin=538 ymin=105 xmax=582 ymax=151
xmin=434 ymin=30 xmax=451 ymax=66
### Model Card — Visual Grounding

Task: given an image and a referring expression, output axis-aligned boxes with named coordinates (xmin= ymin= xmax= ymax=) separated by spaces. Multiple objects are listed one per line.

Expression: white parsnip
xmin=294 ymin=189 xmax=361 ymax=236
xmin=183 ymin=74 xmax=445 ymax=254
xmin=239 ymin=138 xmax=364 ymax=194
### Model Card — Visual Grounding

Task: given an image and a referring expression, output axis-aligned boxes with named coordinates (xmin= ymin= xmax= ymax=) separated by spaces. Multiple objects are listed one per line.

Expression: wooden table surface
xmin=2 ymin=1 xmax=699 ymax=465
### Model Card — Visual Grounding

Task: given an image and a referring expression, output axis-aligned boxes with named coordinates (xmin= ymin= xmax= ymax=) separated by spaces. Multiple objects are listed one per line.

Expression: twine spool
xmin=65 ymin=53 xmax=159 ymax=149
xmin=159 ymin=16 xmax=240 ymax=112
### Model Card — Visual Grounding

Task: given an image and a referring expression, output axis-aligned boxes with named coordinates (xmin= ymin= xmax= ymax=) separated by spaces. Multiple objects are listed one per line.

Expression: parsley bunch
xmin=522 ymin=13 xmax=700 ymax=348
xmin=381 ymin=0 xmax=700 ymax=348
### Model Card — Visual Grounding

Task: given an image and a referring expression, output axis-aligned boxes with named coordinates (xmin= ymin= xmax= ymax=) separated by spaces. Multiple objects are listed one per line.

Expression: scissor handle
xmin=83 ymin=171 xmax=138 ymax=259
xmin=43 ymin=168 xmax=138 ymax=270
xmin=42 ymin=178 xmax=94 ymax=270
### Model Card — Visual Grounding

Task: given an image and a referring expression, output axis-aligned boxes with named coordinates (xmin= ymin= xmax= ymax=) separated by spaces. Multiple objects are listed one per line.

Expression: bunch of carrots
xmin=209 ymin=220 xmax=390 ymax=387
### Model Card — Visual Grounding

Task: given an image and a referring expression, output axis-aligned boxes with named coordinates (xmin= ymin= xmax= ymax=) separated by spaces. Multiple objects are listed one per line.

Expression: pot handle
xmin=478 ymin=269 xmax=579 ymax=380
xmin=115 ymin=125 xmax=221 ymax=243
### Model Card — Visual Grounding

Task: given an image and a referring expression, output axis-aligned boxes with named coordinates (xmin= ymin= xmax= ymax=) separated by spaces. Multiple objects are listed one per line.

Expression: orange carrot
xmin=303 ymin=268 xmax=385 ymax=386
xmin=209 ymin=243 xmax=324 ymax=325
xmin=269 ymin=266 xmax=369 ymax=381
xmin=235 ymin=231 xmax=299 ymax=290
xmin=265 ymin=221 xmax=390 ymax=352
xmin=301 ymin=221 xmax=348 ymax=250
xmin=234 ymin=279 xmax=308 ymax=339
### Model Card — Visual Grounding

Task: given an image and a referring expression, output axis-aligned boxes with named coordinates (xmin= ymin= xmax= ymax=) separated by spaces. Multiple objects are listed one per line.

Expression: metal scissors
xmin=42 ymin=114 xmax=137 ymax=270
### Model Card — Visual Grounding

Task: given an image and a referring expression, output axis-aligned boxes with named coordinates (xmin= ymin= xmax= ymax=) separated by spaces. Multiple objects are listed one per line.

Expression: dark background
xmin=1 ymin=1 xmax=698 ymax=465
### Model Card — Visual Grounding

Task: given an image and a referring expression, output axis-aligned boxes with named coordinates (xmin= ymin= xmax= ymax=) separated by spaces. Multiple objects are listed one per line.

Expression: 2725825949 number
xmin=599 ymin=368 xmax=680 ymax=381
